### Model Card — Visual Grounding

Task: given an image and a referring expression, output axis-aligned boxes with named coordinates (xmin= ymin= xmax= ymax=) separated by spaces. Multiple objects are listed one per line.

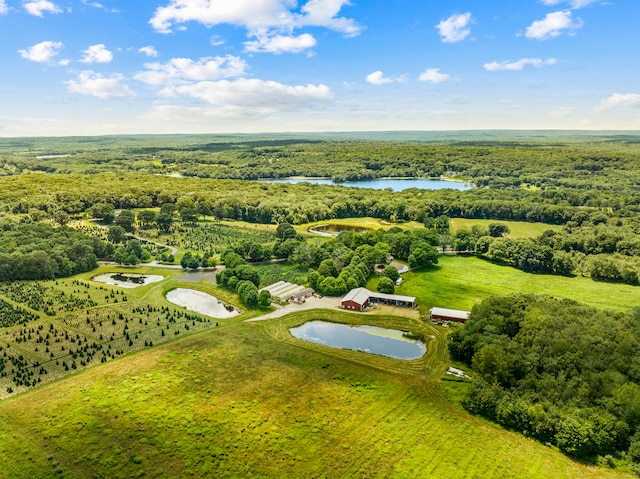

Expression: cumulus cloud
xmin=0 ymin=0 xmax=8 ymax=14
xmin=541 ymin=0 xmax=598 ymax=8
xmin=418 ymin=68 xmax=451 ymax=83
xmin=18 ymin=40 xmax=64 ymax=63
xmin=595 ymin=93 xmax=640 ymax=111
xmin=525 ymin=11 xmax=582 ymax=40
xmin=245 ymin=33 xmax=317 ymax=54
xmin=23 ymin=0 xmax=62 ymax=17
xmin=483 ymin=57 xmax=557 ymax=71
xmin=66 ymin=71 xmax=135 ymax=99
xmin=436 ymin=12 xmax=472 ymax=43
xmin=81 ymin=44 xmax=113 ymax=64
xmin=166 ymin=78 xmax=333 ymax=111
xmin=149 ymin=0 xmax=362 ymax=36
xmin=134 ymin=56 xmax=247 ymax=85
xmin=138 ymin=46 xmax=159 ymax=57
xmin=365 ymin=71 xmax=394 ymax=86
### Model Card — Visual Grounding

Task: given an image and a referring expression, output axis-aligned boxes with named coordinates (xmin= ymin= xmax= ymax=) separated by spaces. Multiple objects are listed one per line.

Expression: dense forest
xmin=449 ymin=294 xmax=640 ymax=465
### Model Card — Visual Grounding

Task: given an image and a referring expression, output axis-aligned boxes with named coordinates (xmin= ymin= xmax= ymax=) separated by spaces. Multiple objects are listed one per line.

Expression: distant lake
xmin=259 ymin=177 xmax=471 ymax=191
xmin=289 ymin=320 xmax=426 ymax=360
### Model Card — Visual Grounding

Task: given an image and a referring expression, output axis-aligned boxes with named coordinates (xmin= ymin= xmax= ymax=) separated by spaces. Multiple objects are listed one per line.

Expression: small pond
xmin=259 ymin=177 xmax=471 ymax=191
xmin=289 ymin=320 xmax=426 ymax=360
xmin=166 ymin=288 xmax=240 ymax=319
xmin=92 ymin=273 xmax=164 ymax=288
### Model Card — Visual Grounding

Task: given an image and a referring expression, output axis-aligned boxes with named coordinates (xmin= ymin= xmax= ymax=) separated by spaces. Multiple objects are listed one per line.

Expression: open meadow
xmin=379 ymin=255 xmax=640 ymax=313
xmin=0 ymin=308 xmax=632 ymax=479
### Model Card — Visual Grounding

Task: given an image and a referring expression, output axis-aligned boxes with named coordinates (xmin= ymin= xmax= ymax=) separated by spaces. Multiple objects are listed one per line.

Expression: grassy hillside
xmin=375 ymin=255 xmax=640 ymax=312
xmin=0 ymin=309 xmax=630 ymax=479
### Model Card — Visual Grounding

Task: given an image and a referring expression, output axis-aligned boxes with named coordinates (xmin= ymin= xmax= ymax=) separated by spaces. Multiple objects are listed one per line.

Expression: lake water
xmin=92 ymin=273 xmax=164 ymax=288
xmin=260 ymin=177 xmax=471 ymax=191
xmin=166 ymin=288 xmax=240 ymax=319
xmin=289 ymin=320 xmax=426 ymax=360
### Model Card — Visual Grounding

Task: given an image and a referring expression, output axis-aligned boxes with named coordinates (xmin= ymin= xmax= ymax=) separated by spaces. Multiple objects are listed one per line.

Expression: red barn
xmin=430 ymin=307 xmax=471 ymax=323
xmin=341 ymin=288 xmax=371 ymax=311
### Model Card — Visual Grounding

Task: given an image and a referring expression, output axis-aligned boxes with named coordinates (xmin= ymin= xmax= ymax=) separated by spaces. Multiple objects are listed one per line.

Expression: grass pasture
xmin=449 ymin=218 xmax=562 ymax=238
xmin=0 ymin=310 xmax=630 ymax=478
xmin=390 ymin=255 xmax=640 ymax=312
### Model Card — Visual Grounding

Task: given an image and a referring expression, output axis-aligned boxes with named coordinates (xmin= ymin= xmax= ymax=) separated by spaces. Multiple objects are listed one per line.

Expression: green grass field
xmin=1 ymin=256 xmax=639 ymax=477
xmin=381 ymin=255 xmax=640 ymax=312
xmin=298 ymin=216 xmax=563 ymax=239
xmin=0 ymin=309 xmax=631 ymax=479
xmin=449 ymin=218 xmax=562 ymax=238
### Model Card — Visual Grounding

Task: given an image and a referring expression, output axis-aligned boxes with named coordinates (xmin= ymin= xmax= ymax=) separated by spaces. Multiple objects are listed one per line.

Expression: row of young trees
xmin=449 ymin=294 xmax=640 ymax=462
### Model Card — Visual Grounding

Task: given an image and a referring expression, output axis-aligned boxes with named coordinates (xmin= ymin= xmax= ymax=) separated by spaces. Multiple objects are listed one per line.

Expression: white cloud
xmin=66 ymin=71 xmax=135 ymax=99
xmin=418 ymin=68 xmax=451 ymax=83
xmin=483 ymin=57 xmax=557 ymax=71
xmin=550 ymin=107 xmax=575 ymax=119
xmin=298 ymin=0 xmax=361 ymax=37
xmin=0 ymin=0 xmax=8 ymax=14
xmin=540 ymin=0 xmax=598 ymax=9
xmin=81 ymin=44 xmax=113 ymax=64
xmin=80 ymin=0 xmax=119 ymax=12
xmin=167 ymin=78 xmax=333 ymax=110
xmin=23 ymin=0 xmax=62 ymax=17
xmin=436 ymin=12 xmax=472 ymax=43
xmin=18 ymin=40 xmax=64 ymax=63
xmin=210 ymin=35 xmax=225 ymax=46
xmin=366 ymin=71 xmax=394 ymax=86
xmin=595 ymin=93 xmax=640 ymax=111
xmin=139 ymin=46 xmax=159 ymax=57
xmin=149 ymin=0 xmax=361 ymax=37
xmin=245 ymin=33 xmax=317 ymax=54
xmin=135 ymin=56 xmax=247 ymax=85
xmin=141 ymin=105 xmax=275 ymax=123
xmin=525 ymin=11 xmax=582 ymax=40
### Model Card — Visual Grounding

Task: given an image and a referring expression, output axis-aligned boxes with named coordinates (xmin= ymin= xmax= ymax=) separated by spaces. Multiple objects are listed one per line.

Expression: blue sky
xmin=1 ymin=0 xmax=639 ymax=136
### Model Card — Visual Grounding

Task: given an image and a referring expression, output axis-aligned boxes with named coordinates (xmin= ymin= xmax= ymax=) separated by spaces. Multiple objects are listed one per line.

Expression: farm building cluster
xmin=341 ymin=287 xmax=417 ymax=311
xmin=259 ymin=281 xmax=315 ymax=303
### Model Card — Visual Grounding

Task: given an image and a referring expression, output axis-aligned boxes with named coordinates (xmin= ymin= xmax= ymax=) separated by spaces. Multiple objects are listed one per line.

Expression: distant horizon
xmin=2 ymin=128 xmax=640 ymax=140
xmin=1 ymin=1 xmax=639 ymax=136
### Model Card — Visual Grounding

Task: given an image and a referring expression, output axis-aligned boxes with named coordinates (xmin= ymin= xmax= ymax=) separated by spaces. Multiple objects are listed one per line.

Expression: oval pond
xmin=289 ymin=320 xmax=426 ymax=360
xmin=92 ymin=273 xmax=164 ymax=288
xmin=166 ymin=288 xmax=240 ymax=319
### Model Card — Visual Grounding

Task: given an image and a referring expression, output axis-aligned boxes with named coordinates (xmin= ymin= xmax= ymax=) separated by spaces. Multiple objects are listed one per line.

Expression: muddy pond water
xmin=92 ymin=273 xmax=164 ymax=288
xmin=166 ymin=288 xmax=240 ymax=319
xmin=289 ymin=320 xmax=426 ymax=360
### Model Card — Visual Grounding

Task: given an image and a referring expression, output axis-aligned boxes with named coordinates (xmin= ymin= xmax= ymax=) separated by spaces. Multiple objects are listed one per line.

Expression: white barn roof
xmin=342 ymin=287 xmax=370 ymax=306
xmin=430 ymin=307 xmax=470 ymax=320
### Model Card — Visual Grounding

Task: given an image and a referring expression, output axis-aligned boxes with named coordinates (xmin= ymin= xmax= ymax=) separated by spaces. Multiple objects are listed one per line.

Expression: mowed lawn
xmin=391 ymin=255 xmax=640 ymax=312
xmin=0 ymin=312 xmax=630 ymax=479
xmin=449 ymin=218 xmax=562 ymax=238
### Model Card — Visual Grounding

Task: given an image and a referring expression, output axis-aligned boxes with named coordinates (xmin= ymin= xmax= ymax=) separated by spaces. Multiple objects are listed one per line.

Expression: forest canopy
xmin=449 ymin=294 xmax=640 ymax=460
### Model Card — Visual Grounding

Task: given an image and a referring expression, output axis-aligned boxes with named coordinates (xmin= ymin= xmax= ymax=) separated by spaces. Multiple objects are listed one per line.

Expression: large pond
xmin=289 ymin=320 xmax=426 ymax=360
xmin=259 ymin=177 xmax=471 ymax=191
xmin=92 ymin=273 xmax=164 ymax=288
xmin=166 ymin=288 xmax=240 ymax=319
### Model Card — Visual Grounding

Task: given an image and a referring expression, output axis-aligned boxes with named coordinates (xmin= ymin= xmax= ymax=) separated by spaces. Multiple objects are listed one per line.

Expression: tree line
xmin=449 ymin=293 xmax=640 ymax=464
